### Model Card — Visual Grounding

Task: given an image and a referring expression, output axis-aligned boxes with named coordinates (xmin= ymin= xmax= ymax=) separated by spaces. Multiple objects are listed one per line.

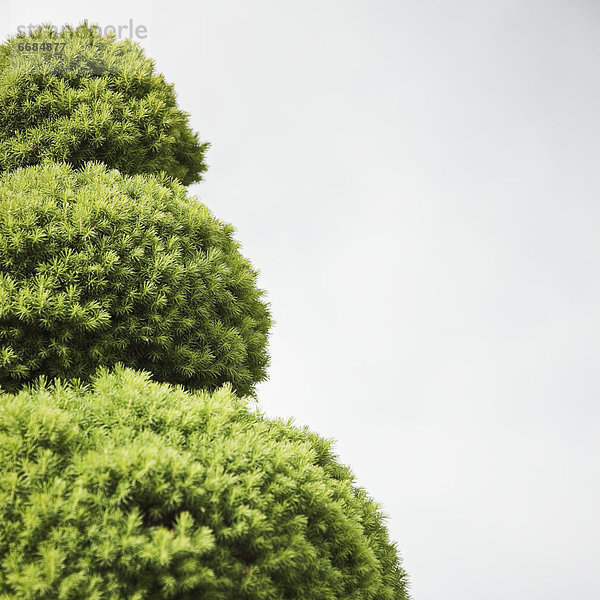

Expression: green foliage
xmin=0 ymin=20 xmax=411 ymax=597
xmin=0 ymin=161 xmax=271 ymax=396
xmin=0 ymin=23 xmax=208 ymax=185
xmin=0 ymin=366 xmax=410 ymax=600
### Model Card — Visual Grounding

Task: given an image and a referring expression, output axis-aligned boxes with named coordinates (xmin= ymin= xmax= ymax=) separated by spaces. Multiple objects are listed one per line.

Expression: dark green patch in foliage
xmin=0 ymin=161 xmax=271 ymax=396
xmin=0 ymin=366 xmax=410 ymax=599
xmin=0 ymin=23 xmax=208 ymax=184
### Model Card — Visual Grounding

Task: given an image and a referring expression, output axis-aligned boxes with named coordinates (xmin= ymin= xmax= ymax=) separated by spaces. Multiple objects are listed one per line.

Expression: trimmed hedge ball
xmin=0 ymin=161 xmax=271 ymax=395
xmin=0 ymin=23 xmax=208 ymax=184
xmin=0 ymin=366 xmax=410 ymax=599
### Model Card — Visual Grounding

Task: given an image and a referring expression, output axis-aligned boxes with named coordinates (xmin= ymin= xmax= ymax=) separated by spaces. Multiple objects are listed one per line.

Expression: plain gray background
xmin=3 ymin=1 xmax=600 ymax=598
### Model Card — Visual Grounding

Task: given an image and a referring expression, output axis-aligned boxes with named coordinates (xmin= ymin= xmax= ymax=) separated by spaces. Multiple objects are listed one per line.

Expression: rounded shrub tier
xmin=0 ymin=23 xmax=208 ymax=185
xmin=0 ymin=161 xmax=271 ymax=395
xmin=0 ymin=366 xmax=410 ymax=600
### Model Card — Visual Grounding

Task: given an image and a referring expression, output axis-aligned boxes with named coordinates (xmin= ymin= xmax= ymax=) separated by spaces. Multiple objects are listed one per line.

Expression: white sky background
xmin=4 ymin=1 xmax=600 ymax=598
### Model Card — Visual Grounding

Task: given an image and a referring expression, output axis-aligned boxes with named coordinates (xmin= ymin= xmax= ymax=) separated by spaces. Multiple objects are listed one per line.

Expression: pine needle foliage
xmin=0 ymin=23 xmax=208 ymax=184
xmin=0 ymin=366 xmax=410 ymax=600
xmin=0 ymin=161 xmax=271 ymax=396
xmin=0 ymin=20 xmax=411 ymax=598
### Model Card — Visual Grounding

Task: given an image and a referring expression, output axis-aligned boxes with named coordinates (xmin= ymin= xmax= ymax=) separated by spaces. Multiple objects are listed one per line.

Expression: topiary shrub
xmin=0 ymin=20 xmax=411 ymax=598
xmin=0 ymin=23 xmax=208 ymax=185
xmin=0 ymin=366 xmax=410 ymax=599
xmin=0 ymin=161 xmax=271 ymax=396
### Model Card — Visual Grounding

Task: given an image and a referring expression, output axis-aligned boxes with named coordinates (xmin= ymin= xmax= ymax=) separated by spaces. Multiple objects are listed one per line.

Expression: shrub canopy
xmin=0 ymin=161 xmax=271 ymax=395
xmin=0 ymin=23 xmax=208 ymax=185
xmin=0 ymin=366 xmax=410 ymax=599
xmin=0 ymin=21 xmax=411 ymax=598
